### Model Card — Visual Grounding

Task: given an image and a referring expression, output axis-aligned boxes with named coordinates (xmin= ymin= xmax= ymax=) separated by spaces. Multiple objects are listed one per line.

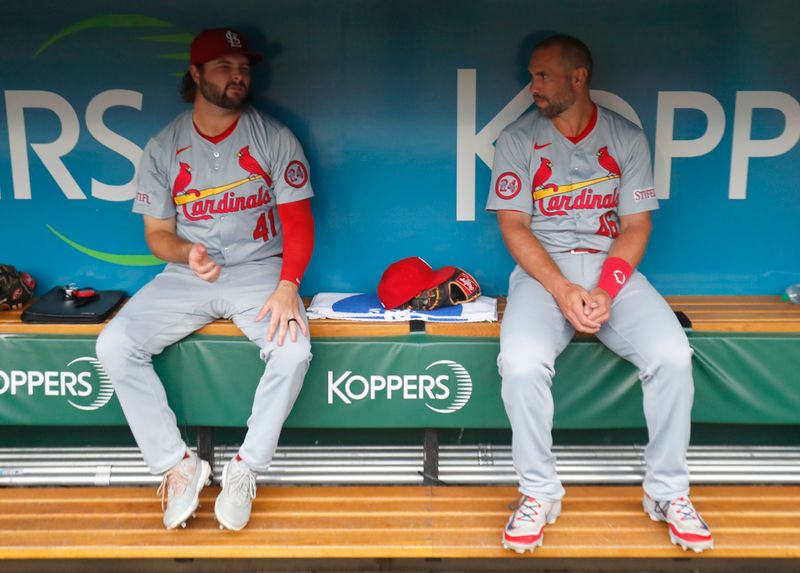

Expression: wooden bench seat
xmin=2 ymin=297 xmax=798 ymax=562
xmin=0 ymin=306 xmax=406 ymax=337
xmin=1 ymin=485 xmax=798 ymax=559
xmin=2 ymin=295 xmax=799 ymax=337
xmin=429 ymin=295 xmax=800 ymax=336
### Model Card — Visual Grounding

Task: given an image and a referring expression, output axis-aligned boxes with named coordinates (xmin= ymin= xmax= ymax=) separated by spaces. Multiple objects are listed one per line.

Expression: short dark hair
xmin=534 ymin=34 xmax=593 ymax=82
xmin=179 ymin=65 xmax=202 ymax=103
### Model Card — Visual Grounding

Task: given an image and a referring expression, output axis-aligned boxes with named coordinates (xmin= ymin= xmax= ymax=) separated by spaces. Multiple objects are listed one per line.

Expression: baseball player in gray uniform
xmin=96 ymin=28 xmax=315 ymax=531
xmin=486 ymin=35 xmax=713 ymax=553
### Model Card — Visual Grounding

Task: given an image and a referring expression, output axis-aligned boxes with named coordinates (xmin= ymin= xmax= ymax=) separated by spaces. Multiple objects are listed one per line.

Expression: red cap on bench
xmin=378 ymin=257 xmax=455 ymax=309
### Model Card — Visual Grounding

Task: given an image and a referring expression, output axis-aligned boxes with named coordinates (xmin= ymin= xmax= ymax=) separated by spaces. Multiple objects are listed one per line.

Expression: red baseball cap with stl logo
xmin=378 ymin=257 xmax=455 ymax=310
xmin=190 ymin=28 xmax=263 ymax=66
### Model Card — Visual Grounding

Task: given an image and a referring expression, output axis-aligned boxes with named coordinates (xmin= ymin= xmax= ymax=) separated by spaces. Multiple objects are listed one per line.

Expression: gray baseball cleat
xmin=214 ymin=456 xmax=257 ymax=531
xmin=157 ymin=451 xmax=212 ymax=529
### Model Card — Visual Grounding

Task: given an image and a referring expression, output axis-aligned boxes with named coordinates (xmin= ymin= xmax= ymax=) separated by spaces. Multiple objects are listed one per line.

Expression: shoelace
xmin=511 ymin=496 xmax=542 ymax=524
xmin=226 ymin=464 xmax=257 ymax=505
xmin=157 ymin=465 xmax=189 ymax=511
xmin=654 ymin=497 xmax=703 ymax=526
xmin=672 ymin=497 xmax=701 ymax=523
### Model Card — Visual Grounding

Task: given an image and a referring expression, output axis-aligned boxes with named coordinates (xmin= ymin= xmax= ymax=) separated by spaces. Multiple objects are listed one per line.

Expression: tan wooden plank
xmin=426 ymin=322 xmax=500 ymax=337
xmin=682 ymin=309 xmax=800 ymax=317
xmin=0 ymin=321 xmax=105 ymax=335
xmin=307 ymin=320 xmax=410 ymax=337
xmin=0 ymin=498 xmax=437 ymax=516
xmin=6 ymin=511 xmax=799 ymax=532
xmin=432 ymin=527 xmax=800 ymax=550
xmin=0 ymin=310 xmax=410 ymax=337
xmin=4 ymin=295 xmax=800 ymax=334
xmin=666 ymin=295 xmax=785 ymax=305
xmin=0 ymin=515 xmax=425 ymax=531
xmin=4 ymin=484 xmax=797 ymax=502
xmin=690 ymin=321 xmax=800 ymax=333
xmin=690 ymin=311 xmax=800 ymax=317
xmin=0 ymin=484 xmax=434 ymax=501
xmin=1 ymin=485 xmax=799 ymax=559
xmin=0 ymin=531 xmax=437 ymax=559
xmin=2 ymin=527 xmax=799 ymax=559
xmin=431 ymin=484 xmax=800 ymax=498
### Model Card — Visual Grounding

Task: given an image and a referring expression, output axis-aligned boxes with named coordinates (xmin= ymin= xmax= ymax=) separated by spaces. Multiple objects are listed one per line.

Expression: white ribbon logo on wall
xmin=0 ymin=356 xmax=114 ymax=412
xmin=327 ymin=360 xmax=473 ymax=414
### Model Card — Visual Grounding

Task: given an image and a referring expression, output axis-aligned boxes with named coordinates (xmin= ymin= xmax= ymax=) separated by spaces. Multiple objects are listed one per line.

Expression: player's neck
xmin=550 ymin=97 xmax=595 ymax=139
xmin=192 ymin=100 xmax=243 ymax=138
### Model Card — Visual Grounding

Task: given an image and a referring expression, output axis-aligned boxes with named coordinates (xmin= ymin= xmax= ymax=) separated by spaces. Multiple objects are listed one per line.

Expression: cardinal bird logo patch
xmin=172 ymin=162 xmax=194 ymax=199
xmin=237 ymin=145 xmax=273 ymax=186
xmin=596 ymin=146 xmax=621 ymax=177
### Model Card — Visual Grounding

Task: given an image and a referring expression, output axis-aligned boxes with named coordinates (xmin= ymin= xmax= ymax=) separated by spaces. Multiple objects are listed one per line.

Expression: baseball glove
xmin=405 ymin=268 xmax=481 ymax=311
xmin=0 ymin=264 xmax=36 ymax=309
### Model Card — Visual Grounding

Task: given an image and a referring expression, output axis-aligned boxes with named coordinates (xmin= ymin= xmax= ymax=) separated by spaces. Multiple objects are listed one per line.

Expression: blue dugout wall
xmin=1 ymin=1 xmax=798 ymax=296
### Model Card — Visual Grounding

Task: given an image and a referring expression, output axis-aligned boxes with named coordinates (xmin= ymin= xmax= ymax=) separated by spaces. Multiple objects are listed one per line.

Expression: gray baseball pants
xmin=499 ymin=252 xmax=693 ymax=502
xmin=96 ymin=258 xmax=311 ymax=474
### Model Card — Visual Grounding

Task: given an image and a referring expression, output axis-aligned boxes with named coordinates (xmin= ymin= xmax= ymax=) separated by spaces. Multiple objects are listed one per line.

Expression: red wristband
xmin=597 ymin=257 xmax=633 ymax=299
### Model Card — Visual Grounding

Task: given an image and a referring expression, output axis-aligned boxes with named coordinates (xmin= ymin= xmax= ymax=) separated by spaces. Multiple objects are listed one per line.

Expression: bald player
xmin=96 ymin=28 xmax=314 ymax=531
xmin=486 ymin=34 xmax=713 ymax=553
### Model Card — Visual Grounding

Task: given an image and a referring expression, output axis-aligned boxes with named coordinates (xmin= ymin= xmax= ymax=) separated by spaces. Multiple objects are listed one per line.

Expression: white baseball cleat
xmin=643 ymin=493 xmax=714 ymax=553
xmin=502 ymin=495 xmax=561 ymax=553
xmin=158 ymin=451 xmax=212 ymax=530
xmin=214 ymin=456 xmax=257 ymax=531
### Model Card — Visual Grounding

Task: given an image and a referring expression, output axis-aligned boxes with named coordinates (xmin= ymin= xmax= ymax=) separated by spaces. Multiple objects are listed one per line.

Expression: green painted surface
xmin=1 ymin=333 xmax=798 ymax=429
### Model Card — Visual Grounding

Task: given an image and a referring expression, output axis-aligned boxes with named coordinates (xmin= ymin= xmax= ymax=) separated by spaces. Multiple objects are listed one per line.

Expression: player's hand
xmin=188 ymin=244 xmax=221 ymax=282
xmin=256 ymin=280 xmax=307 ymax=346
xmin=586 ymin=287 xmax=612 ymax=325
xmin=553 ymin=281 xmax=602 ymax=334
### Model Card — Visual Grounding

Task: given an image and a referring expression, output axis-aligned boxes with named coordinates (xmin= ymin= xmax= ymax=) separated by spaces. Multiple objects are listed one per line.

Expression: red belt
xmin=567 ymin=248 xmax=602 ymax=254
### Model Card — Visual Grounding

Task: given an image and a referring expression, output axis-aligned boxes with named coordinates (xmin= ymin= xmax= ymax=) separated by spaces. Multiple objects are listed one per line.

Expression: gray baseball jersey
xmin=134 ymin=106 xmax=314 ymax=265
xmin=98 ymin=106 xmax=314 ymax=477
xmin=486 ymin=105 xmax=658 ymax=252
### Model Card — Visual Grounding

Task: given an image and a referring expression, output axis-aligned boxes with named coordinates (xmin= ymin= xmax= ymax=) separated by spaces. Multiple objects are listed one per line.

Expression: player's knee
xmin=263 ymin=336 xmax=312 ymax=368
xmin=498 ymin=342 xmax=554 ymax=382
xmin=96 ymin=320 xmax=150 ymax=375
xmin=498 ymin=350 xmax=553 ymax=404
xmin=95 ymin=322 xmax=127 ymax=372
xmin=644 ymin=339 xmax=693 ymax=383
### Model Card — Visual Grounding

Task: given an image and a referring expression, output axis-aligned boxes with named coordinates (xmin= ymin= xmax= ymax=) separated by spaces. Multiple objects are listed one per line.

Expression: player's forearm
xmin=145 ymin=229 xmax=193 ymax=264
xmin=607 ymin=216 xmax=651 ymax=268
xmin=276 ymin=199 xmax=314 ymax=287
xmin=499 ymin=218 xmax=569 ymax=295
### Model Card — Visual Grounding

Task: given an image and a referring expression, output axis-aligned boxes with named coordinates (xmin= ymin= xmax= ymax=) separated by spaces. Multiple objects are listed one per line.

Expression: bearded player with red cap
xmin=96 ymin=28 xmax=315 ymax=531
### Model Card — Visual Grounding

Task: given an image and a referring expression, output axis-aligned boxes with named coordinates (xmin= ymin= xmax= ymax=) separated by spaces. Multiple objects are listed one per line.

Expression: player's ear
xmin=189 ymin=64 xmax=202 ymax=85
xmin=573 ymin=66 xmax=588 ymax=88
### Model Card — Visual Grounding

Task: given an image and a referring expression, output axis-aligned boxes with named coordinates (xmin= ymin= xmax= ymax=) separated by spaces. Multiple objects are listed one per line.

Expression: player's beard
xmin=534 ymin=84 xmax=576 ymax=118
xmin=199 ymin=77 xmax=251 ymax=110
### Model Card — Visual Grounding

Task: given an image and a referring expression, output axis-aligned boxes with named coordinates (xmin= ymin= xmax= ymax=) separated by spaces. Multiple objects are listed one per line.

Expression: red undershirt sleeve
xmin=276 ymin=199 xmax=314 ymax=286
